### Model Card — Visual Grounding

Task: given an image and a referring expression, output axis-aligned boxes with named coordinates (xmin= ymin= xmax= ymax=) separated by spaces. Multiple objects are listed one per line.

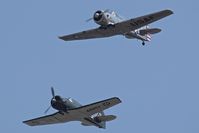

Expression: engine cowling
xmin=93 ymin=10 xmax=109 ymax=26
xmin=93 ymin=10 xmax=103 ymax=22
xmin=51 ymin=95 xmax=67 ymax=112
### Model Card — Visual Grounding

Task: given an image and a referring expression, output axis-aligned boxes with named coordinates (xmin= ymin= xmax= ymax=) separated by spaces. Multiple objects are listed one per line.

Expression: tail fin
xmin=95 ymin=112 xmax=117 ymax=129
xmin=98 ymin=111 xmax=106 ymax=129
xmin=83 ymin=112 xmax=117 ymax=129
xmin=95 ymin=111 xmax=116 ymax=129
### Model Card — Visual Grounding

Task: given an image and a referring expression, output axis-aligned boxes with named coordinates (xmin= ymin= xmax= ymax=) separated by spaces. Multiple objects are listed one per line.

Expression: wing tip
xmin=23 ymin=120 xmax=28 ymax=123
xmin=23 ymin=120 xmax=32 ymax=126
xmin=58 ymin=36 xmax=65 ymax=40
xmin=164 ymin=9 xmax=174 ymax=15
xmin=112 ymin=97 xmax=122 ymax=103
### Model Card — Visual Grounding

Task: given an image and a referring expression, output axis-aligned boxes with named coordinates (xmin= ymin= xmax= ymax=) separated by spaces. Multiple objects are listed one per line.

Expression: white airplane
xmin=59 ymin=9 xmax=173 ymax=45
xmin=23 ymin=88 xmax=121 ymax=129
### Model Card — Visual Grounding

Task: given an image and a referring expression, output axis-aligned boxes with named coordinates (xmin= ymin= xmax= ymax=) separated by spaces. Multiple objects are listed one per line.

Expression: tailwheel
xmin=142 ymin=41 xmax=145 ymax=46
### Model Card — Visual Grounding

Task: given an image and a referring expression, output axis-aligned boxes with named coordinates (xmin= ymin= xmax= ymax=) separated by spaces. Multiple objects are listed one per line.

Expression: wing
xmin=58 ymin=27 xmax=120 ymax=41
xmin=114 ymin=9 xmax=173 ymax=33
xmin=23 ymin=112 xmax=76 ymax=126
xmin=69 ymin=97 xmax=121 ymax=117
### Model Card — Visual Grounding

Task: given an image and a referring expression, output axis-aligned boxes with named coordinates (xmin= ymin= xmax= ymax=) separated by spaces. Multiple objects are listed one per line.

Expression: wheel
xmin=142 ymin=41 xmax=145 ymax=45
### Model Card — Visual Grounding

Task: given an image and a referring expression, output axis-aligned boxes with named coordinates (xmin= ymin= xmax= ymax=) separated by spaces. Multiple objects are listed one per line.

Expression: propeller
xmin=44 ymin=106 xmax=51 ymax=114
xmin=86 ymin=18 xmax=93 ymax=22
xmin=51 ymin=87 xmax=55 ymax=98
xmin=44 ymin=87 xmax=56 ymax=114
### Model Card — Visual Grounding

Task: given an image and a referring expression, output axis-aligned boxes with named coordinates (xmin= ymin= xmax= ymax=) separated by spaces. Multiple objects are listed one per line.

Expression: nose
xmin=95 ymin=13 xmax=99 ymax=18
xmin=51 ymin=98 xmax=56 ymax=106
xmin=50 ymin=95 xmax=62 ymax=106
xmin=93 ymin=10 xmax=103 ymax=21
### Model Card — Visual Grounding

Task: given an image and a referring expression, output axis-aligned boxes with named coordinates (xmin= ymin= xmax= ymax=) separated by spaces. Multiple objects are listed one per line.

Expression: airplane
xmin=23 ymin=87 xmax=122 ymax=129
xmin=58 ymin=9 xmax=173 ymax=45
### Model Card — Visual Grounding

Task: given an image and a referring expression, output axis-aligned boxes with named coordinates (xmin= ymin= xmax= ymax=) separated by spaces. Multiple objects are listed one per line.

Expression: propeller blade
xmin=44 ymin=106 xmax=51 ymax=114
xmin=86 ymin=18 xmax=93 ymax=22
xmin=51 ymin=87 xmax=55 ymax=97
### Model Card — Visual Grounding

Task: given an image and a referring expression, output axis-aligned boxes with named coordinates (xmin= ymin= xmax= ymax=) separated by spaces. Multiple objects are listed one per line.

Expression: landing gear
xmin=142 ymin=41 xmax=145 ymax=46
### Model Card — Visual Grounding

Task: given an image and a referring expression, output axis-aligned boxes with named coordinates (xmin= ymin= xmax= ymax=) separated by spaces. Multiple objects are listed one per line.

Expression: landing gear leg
xmin=142 ymin=41 xmax=145 ymax=46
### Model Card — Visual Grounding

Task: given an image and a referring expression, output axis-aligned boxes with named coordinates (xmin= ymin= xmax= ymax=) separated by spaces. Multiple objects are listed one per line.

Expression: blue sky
xmin=0 ymin=0 xmax=198 ymax=133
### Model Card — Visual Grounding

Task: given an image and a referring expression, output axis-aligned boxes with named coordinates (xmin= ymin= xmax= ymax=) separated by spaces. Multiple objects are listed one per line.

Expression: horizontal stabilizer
xmin=97 ymin=115 xmax=116 ymax=122
xmin=139 ymin=28 xmax=161 ymax=35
